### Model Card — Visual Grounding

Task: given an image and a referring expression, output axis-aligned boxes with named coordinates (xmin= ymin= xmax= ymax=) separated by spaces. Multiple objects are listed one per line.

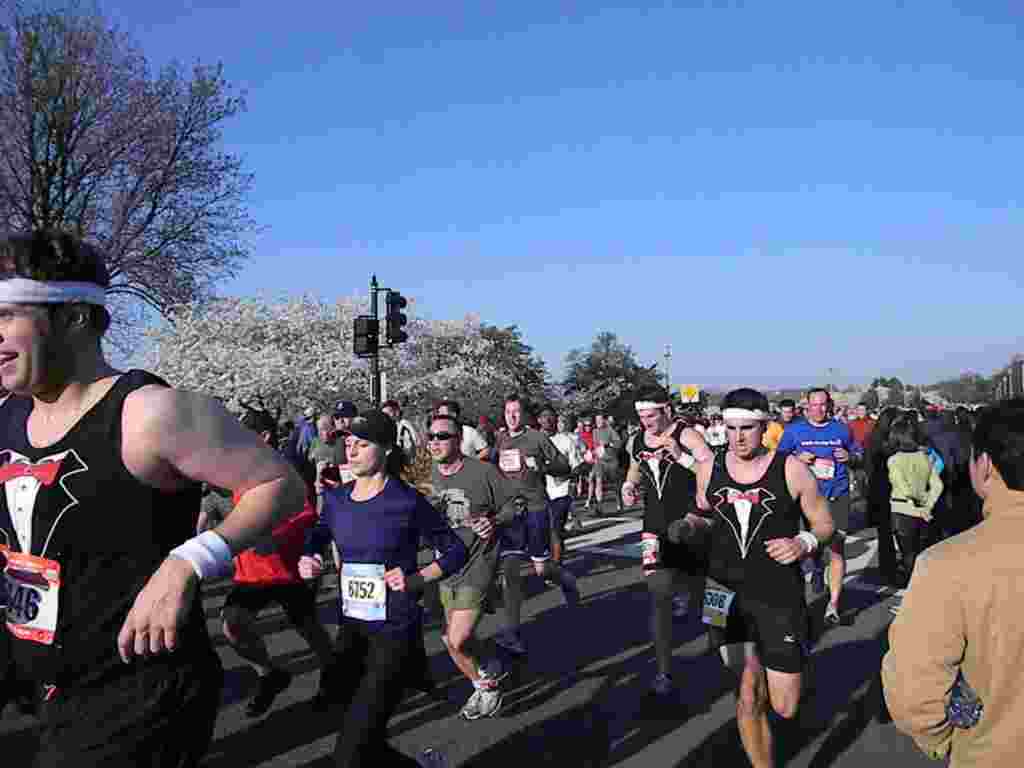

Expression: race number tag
xmin=702 ymin=585 xmax=736 ymax=628
xmin=499 ymin=449 xmax=522 ymax=473
xmin=811 ymin=458 xmax=836 ymax=480
xmin=641 ymin=532 xmax=660 ymax=567
xmin=340 ymin=563 xmax=386 ymax=621
xmin=2 ymin=546 xmax=61 ymax=645
xmin=339 ymin=465 xmax=354 ymax=484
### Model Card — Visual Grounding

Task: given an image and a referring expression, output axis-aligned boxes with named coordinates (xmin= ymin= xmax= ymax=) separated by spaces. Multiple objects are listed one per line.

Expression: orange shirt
xmin=232 ymin=494 xmax=317 ymax=585
xmin=763 ymin=420 xmax=785 ymax=451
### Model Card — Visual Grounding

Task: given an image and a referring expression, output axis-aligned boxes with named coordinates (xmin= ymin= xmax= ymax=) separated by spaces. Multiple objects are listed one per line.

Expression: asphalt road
xmin=2 ymin=500 xmax=942 ymax=767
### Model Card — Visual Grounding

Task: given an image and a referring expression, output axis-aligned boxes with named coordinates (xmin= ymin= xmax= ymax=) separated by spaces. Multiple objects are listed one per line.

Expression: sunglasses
xmin=427 ymin=431 xmax=458 ymax=441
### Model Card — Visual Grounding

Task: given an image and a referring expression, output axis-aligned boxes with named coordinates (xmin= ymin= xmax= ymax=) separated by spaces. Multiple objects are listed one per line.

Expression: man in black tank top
xmin=0 ymin=232 xmax=307 ymax=767
xmin=694 ymin=388 xmax=834 ymax=768
xmin=622 ymin=386 xmax=713 ymax=696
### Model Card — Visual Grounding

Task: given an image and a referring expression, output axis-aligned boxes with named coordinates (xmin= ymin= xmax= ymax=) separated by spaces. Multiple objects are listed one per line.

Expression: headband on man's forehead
xmin=634 ymin=400 xmax=669 ymax=413
xmin=722 ymin=408 xmax=769 ymax=422
xmin=0 ymin=277 xmax=106 ymax=306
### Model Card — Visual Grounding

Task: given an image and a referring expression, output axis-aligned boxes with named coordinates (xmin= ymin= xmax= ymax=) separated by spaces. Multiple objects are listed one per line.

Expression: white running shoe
xmin=462 ymin=686 xmax=503 ymax=720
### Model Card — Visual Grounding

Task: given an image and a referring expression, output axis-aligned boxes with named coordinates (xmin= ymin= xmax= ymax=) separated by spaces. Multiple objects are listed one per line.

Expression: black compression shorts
xmin=222 ymin=582 xmax=318 ymax=626
xmin=707 ymin=591 xmax=808 ymax=674
xmin=34 ymin=651 xmax=223 ymax=768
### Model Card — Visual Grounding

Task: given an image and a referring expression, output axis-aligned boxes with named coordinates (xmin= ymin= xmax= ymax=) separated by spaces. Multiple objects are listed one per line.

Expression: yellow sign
xmin=679 ymin=384 xmax=701 ymax=403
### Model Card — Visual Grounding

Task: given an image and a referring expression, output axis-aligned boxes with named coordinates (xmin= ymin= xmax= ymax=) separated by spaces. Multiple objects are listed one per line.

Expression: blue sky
xmin=105 ymin=0 xmax=1023 ymax=388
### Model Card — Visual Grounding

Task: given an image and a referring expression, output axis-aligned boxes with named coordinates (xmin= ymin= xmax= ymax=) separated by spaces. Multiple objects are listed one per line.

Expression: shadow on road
xmin=670 ymin=624 xmax=902 ymax=768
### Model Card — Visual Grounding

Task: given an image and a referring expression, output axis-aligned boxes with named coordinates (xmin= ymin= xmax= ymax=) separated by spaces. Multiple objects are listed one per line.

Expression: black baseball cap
xmin=333 ymin=400 xmax=358 ymax=418
xmin=348 ymin=411 xmax=397 ymax=446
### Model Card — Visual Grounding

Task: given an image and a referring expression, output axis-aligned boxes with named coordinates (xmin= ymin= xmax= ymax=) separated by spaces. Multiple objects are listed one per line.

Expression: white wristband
xmin=170 ymin=530 xmax=235 ymax=580
xmin=796 ymin=531 xmax=819 ymax=556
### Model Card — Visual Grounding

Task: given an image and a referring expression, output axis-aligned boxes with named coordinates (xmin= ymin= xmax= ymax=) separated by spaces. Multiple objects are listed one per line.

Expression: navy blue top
xmin=306 ymin=478 xmax=467 ymax=633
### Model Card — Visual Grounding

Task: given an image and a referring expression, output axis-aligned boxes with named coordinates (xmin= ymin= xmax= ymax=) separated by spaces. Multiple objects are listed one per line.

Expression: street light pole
xmin=664 ymin=343 xmax=672 ymax=390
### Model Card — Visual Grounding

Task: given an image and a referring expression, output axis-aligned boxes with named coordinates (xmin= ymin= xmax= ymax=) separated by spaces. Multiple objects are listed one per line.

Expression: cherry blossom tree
xmin=143 ymin=295 xmax=522 ymax=419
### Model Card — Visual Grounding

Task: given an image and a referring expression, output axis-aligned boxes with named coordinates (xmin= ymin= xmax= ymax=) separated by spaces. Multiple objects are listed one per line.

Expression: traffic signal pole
xmin=353 ymin=275 xmax=408 ymax=410
xmin=369 ymin=275 xmax=381 ymax=408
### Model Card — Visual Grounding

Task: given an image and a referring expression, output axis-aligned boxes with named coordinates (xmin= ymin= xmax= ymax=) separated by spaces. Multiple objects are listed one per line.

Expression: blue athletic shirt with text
xmin=776 ymin=420 xmax=858 ymax=499
xmin=305 ymin=479 xmax=467 ymax=633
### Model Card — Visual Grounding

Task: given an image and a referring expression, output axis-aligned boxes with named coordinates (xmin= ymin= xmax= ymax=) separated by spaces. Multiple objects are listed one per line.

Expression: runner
xmin=382 ymin=399 xmax=419 ymax=466
xmin=695 ymin=388 xmax=834 ymax=768
xmin=493 ymin=394 xmax=580 ymax=655
xmin=427 ymin=412 xmax=509 ymax=720
xmin=622 ymin=386 xmax=713 ymax=695
xmin=592 ymin=412 xmax=624 ymax=515
xmin=0 ymin=231 xmax=305 ymax=767
xmin=299 ymin=411 xmax=466 ymax=767
xmin=577 ymin=414 xmax=597 ymax=505
xmin=220 ymin=408 xmax=337 ymax=717
xmin=538 ymin=406 xmax=585 ymax=562
xmin=435 ymin=400 xmax=489 ymax=461
xmin=777 ymin=387 xmax=860 ymax=626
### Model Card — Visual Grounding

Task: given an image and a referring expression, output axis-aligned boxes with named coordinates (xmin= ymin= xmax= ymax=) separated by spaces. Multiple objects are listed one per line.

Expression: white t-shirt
xmin=546 ymin=432 xmax=584 ymax=499
xmin=461 ymin=425 xmax=488 ymax=458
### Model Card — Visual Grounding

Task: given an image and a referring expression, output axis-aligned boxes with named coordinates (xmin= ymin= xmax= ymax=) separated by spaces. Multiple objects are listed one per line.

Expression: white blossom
xmin=143 ymin=295 xmax=519 ymax=419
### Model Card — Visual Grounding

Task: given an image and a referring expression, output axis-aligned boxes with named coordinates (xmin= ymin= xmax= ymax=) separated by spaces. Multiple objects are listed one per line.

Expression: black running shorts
xmin=34 ymin=651 xmax=223 ymax=768
xmin=707 ymin=591 xmax=808 ymax=674
xmin=222 ymin=582 xmax=318 ymax=626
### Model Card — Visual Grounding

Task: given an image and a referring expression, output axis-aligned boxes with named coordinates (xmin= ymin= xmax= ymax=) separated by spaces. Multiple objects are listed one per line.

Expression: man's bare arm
xmin=681 ymin=426 xmax=714 ymax=464
xmin=124 ymin=386 xmax=306 ymax=554
xmin=785 ymin=455 xmax=834 ymax=546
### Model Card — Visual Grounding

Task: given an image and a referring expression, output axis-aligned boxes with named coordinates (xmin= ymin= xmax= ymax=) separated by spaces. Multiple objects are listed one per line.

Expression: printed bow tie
xmin=0 ymin=461 xmax=62 ymax=487
xmin=728 ymin=489 xmax=760 ymax=505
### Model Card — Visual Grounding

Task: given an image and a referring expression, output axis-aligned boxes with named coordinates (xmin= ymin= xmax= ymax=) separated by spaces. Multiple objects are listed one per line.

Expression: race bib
xmin=2 ymin=547 xmax=61 ymax=645
xmin=641 ymin=532 xmax=660 ymax=567
xmin=811 ymin=458 xmax=836 ymax=480
xmin=702 ymin=585 xmax=736 ymax=628
xmin=596 ymin=445 xmax=606 ymax=459
xmin=340 ymin=563 xmax=386 ymax=621
xmin=499 ymin=449 xmax=522 ymax=473
xmin=339 ymin=465 xmax=354 ymax=484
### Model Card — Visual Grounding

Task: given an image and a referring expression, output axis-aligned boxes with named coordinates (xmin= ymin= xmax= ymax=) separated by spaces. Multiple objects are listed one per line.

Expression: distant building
xmin=995 ymin=358 xmax=1024 ymax=400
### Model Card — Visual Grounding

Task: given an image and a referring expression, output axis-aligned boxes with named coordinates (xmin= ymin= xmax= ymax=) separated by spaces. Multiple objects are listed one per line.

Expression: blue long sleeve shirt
xmin=776 ymin=419 xmax=859 ymax=499
xmin=305 ymin=479 xmax=467 ymax=633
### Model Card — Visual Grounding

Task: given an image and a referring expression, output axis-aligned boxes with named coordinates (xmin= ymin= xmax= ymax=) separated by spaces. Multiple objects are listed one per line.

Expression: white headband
xmin=0 ymin=277 xmax=106 ymax=306
xmin=635 ymin=401 xmax=669 ymax=413
xmin=722 ymin=408 xmax=769 ymax=422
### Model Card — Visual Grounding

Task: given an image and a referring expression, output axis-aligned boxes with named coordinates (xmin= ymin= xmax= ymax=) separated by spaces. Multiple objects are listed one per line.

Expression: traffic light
xmin=385 ymin=290 xmax=408 ymax=345
xmin=353 ymin=315 xmax=379 ymax=357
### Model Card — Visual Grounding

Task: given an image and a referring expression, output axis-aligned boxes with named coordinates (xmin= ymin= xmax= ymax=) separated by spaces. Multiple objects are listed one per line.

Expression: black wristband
xmin=404 ymin=571 xmax=426 ymax=594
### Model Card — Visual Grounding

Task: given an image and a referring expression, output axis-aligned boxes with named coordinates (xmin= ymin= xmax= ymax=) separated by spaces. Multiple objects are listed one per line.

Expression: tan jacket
xmin=881 ymin=484 xmax=1024 ymax=766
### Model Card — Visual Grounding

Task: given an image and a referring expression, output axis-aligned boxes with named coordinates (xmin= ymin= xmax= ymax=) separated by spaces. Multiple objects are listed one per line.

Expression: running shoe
xmin=672 ymin=594 xmax=689 ymax=618
xmin=246 ymin=668 xmax=292 ymax=717
xmin=494 ymin=630 xmax=527 ymax=656
xmin=824 ymin=604 xmax=841 ymax=626
xmin=651 ymin=672 xmax=674 ymax=696
xmin=462 ymin=686 xmax=503 ymax=720
xmin=418 ymin=748 xmax=450 ymax=767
